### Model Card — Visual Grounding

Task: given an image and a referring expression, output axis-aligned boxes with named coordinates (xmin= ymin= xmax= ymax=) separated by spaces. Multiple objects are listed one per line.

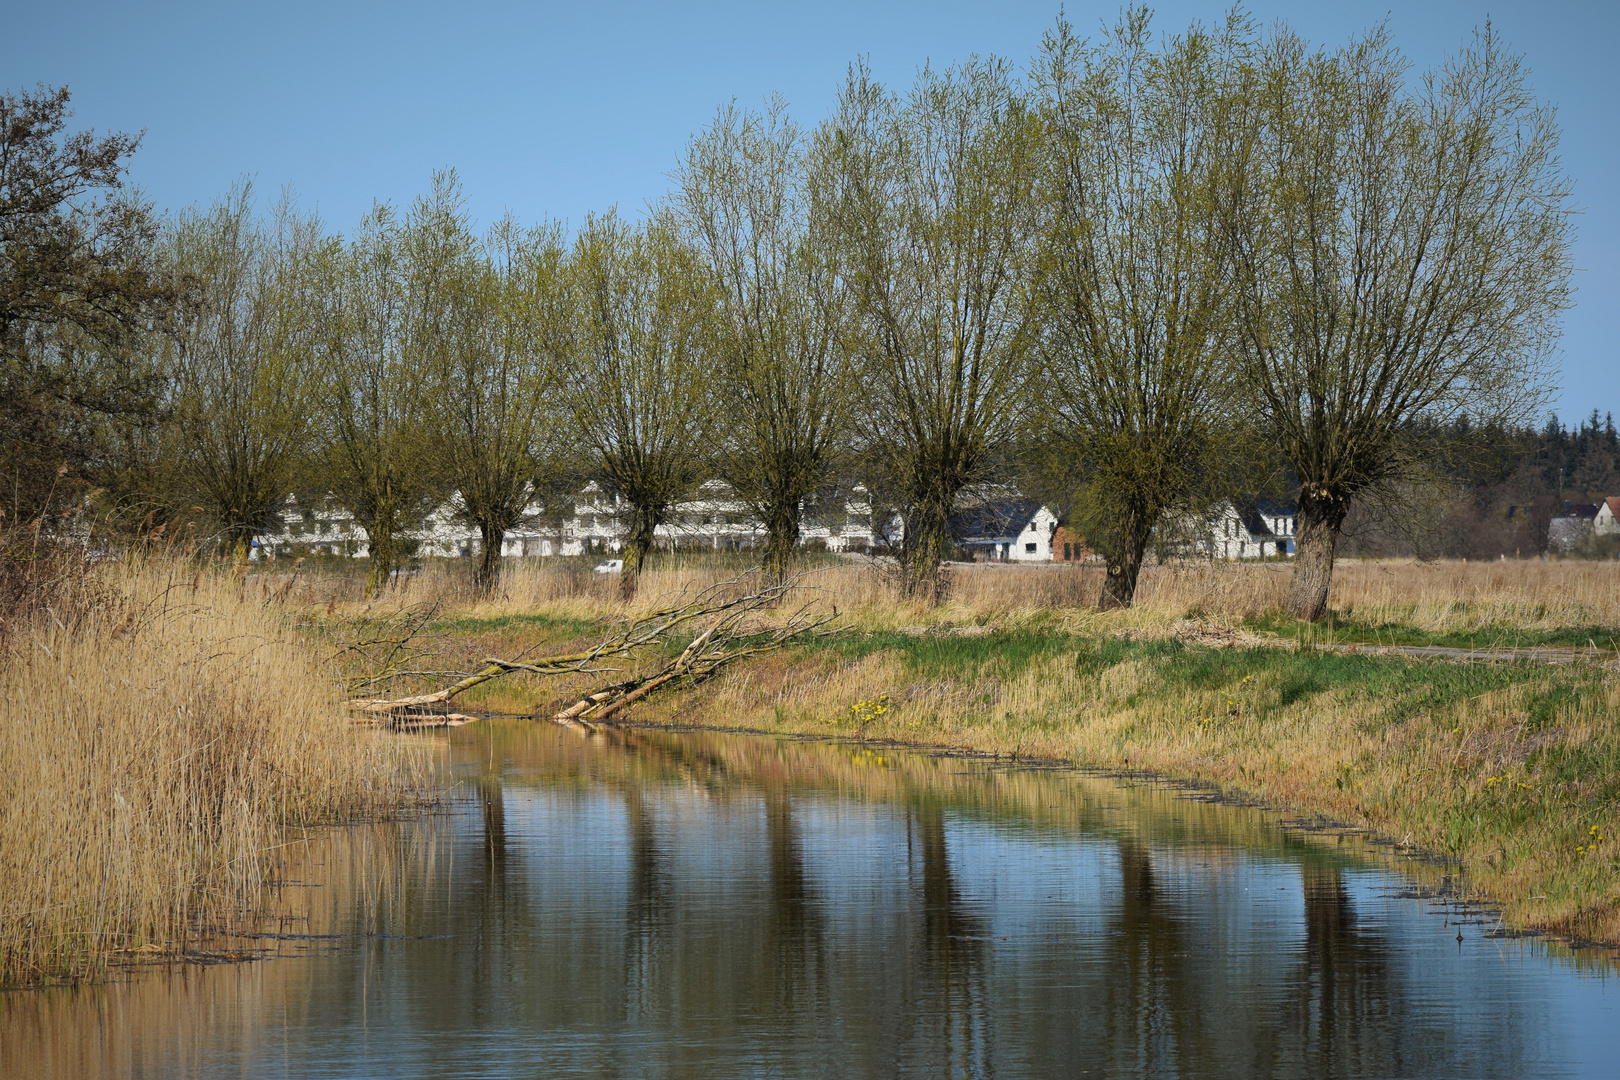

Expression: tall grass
xmin=265 ymin=554 xmax=1620 ymax=641
xmin=0 ymin=553 xmax=428 ymax=987
xmin=0 ymin=818 xmax=441 ymax=1074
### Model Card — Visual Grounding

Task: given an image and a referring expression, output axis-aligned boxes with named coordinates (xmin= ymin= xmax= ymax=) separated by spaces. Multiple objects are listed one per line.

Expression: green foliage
xmin=421 ymin=194 xmax=569 ymax=595
xmin=675 ymin=97 xmax=859 ymax=581
xmin=0 ymin=84 xmax=181 ymax=524
xmin=0 ymin=12 xmax=1583 ymax=593
xmin=162 ymin=181 xmax=323 ymax=555
xmin=309 ymin=181 xmax=450 ymax=594
xmin=560 ymin=209 xmax=720 ymax=594
xmin=1029 ymin=10 xmax=1258 ymax=608
xmin=1224 ymin=23 xmax=1574 ymax=618
xmin=822 ymin=56 xmax=1043 ymax=600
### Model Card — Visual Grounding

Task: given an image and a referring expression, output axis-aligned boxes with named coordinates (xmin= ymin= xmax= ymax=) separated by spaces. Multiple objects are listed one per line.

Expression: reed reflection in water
xmin=3 ymin=724 xmax=1616 ymax=1079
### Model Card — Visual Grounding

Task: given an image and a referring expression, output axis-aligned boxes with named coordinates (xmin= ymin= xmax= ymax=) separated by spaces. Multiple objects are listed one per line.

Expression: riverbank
xmin=634 ymin=629 xmax=1618 ymax=944
xmin=0 ymin=556 xmax=430 ymax=987
xmin=368 ymin=557 xmax=1620 ymax=946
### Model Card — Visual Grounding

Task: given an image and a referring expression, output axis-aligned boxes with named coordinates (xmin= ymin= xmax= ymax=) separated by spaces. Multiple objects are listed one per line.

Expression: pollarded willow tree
xmin=1225 ymin=24 xmax=1574 ymax=621
xmin=164 ymin=182 xmax=322 ymax=558
xmin=674 ymin=97 xmax=859 ymax=582
xmin=313 ymin=183 xmax=454 ymax=595
xmin=422 ymin=198 xmax=569 ymax=596
xmin=562 ymin=210 xmax=719 ymax=599
xmin=823 ymin=58 xmax=1044 ymax=601
xmin=1031 ymin=11 xmax=1252 ymax=609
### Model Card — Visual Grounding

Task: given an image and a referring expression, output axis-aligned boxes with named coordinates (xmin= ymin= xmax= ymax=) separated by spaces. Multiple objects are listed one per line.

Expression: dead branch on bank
xmin=548 ymin=596 xmax=832 ymax=728
xmin=349 ymin=572 xmax=835 ymax=727
xmin=326 ymin=602 xmax=450 ymax=694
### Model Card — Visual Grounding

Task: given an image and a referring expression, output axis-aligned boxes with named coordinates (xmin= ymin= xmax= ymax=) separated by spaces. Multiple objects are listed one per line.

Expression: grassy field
xmin=288 ymin=554 xmax=1620 ymax=946
xmin=0 ymin=557 xmax=430 ymax=987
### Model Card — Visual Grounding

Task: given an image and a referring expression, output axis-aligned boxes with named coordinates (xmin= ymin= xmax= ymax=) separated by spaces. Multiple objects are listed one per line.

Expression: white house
xmin=950 ymin=499 xmax=1060 ymax=562
xmin=499 ymin=482 xmax=624 ymax=558
xmin=1596 ymin=497 xmax=1620 ymax=536
xmin=1201 ymin=499 xmax=1296 ymax=560
xmin=799 ymin=485 xmax=894 ymax=553
xmin=253 ymin=480 xmax=891 ymax=562
xmin=1548 ymin=503 xmax=1600 ymax=552
xmin=253 ymin=493 xmax=490 ymax=560
xmin=252 ymin=495 xmax=366 ymax=559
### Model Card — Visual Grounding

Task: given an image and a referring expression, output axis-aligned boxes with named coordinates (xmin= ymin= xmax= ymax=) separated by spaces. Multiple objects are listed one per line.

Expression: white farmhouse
xmin=1596 ymin=497 xmax=1620 ymax=536
xmin=799 ymin=485 xmax=893 ymax=553
xmin=1548 ymin=503 xmax=1600 ymax=552
xmin=950 ymin=499 xmax=1060 ymax=562
xmin=252 ymin=495 xmax=366 ymax=559
xmin=499 ymin=481 xmax=622 ymax=558
xmin=1202 ymin=499 xmax=1296 ymax=560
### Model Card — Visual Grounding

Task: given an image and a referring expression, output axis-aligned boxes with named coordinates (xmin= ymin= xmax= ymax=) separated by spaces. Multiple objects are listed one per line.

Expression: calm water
xmin=4 ymin=724 xmax=1618 ymax=1079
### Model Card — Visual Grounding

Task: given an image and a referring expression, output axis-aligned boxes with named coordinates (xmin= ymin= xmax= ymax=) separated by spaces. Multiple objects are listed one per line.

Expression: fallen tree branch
xmin=548 ymin=597 xmax=836 ymax=727
xmin=348 ymin=571 xmax=833 ymax=725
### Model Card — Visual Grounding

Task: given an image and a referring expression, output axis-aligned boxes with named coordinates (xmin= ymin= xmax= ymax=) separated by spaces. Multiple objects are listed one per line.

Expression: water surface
xmin=4 ymin=724 xmax=1616 ymax=1078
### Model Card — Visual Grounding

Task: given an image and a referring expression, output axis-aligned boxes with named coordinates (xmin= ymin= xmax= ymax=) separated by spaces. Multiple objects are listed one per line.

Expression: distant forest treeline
xmin=1341 ymin=412 xmax=1620 ymax=559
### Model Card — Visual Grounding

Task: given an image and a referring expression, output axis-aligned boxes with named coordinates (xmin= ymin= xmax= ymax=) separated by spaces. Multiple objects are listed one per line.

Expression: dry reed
xmin=0 ymin=816 xmax=443 ymax=1076
xmin=273 ymin=554 xmax=1620 ymax=641
xmin=0 ymin=556 xmax=428 ymax=987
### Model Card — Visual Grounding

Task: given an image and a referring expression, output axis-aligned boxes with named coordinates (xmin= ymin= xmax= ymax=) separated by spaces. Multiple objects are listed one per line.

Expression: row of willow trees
xmin=1 ymin=11 xmax=1575 ymax=617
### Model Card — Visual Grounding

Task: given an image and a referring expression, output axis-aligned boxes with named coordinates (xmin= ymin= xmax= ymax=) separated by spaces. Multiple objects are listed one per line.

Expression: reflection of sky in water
xmin=7 ymin=731 xmax=1617 ymax=1079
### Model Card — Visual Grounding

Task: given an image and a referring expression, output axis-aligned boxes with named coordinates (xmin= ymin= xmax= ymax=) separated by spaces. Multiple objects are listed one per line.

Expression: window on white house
xmin=1025 ymin=542 xmax=1037 ymax=553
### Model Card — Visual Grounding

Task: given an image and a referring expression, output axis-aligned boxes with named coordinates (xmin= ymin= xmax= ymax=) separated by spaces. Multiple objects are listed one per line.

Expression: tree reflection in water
xmin=1280 ymin=863 xmax=1405 ymax=1078
xmin=911 ymin=801 xmax=990 ymax=1077
xmin=1 ymin=726 xmax=1591 ymax=1080
xmin=762 ymin=786 xmax=828 ymax=1016
xmin=1099 ymin=838 xmax=1200 ymax=1076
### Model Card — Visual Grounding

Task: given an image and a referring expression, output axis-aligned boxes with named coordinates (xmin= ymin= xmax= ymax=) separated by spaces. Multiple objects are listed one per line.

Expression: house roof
xmin=1255 ymin=496 xmax=1298 ymax=517
xmin=1566 ymin=502 xmax=1600 ymax=520
xmin=1236 ymin=506 xmax=1277 ymax=540
xmin=950 ymin=498 xmax=1042 ymax=542
xmin=1602 ymin=497 xmax=1620 ymax=518
xmin=1221 ymin=497 xmax=1292 ymax=540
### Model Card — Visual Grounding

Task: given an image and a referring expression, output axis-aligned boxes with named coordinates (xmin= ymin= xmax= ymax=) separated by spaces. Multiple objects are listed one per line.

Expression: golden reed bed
xmin=274 ymin=555 xmax=1620 ymax=638
xmin=0 ymin=560 xmax=429 ymax=987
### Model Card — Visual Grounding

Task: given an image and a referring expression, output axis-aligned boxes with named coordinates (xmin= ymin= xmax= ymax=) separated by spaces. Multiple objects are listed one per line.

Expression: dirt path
xmin=1308 ymin=641 xmax=1617 ymax=666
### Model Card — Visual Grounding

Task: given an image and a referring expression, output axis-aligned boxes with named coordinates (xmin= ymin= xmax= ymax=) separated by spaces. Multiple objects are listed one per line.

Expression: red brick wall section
xmin=1053 ymin=525 xmax=1092 ymax=562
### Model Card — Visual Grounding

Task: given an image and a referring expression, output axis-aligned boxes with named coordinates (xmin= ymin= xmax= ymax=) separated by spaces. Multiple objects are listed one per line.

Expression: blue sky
xmin=6 ymin=1 xmax=1615 ymax=418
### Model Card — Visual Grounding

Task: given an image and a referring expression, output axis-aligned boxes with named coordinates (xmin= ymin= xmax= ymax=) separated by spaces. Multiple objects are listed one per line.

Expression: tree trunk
xmin=1098 ymin=522 xmax=1151 ymax=611
xmin=366 ymin=523 xmax=395 ymax=598
xmin=474 ymin=519 xmax=504 ymax=597
xmin=619 ymin=503 xmax=660 ymax=602
xmin=761 ymin=494 xmax=801 ymax=585
xmin=903 ymin=495 xmax=951 ymax=604
xmin=1286 ymin=490 xmax=1348 ymax=621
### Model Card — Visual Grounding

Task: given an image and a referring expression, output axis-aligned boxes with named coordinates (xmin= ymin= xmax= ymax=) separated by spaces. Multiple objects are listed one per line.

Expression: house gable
xmin=949 ymin=498 xmax=1059 ymax=561
xmin=1596 ymin=497 xmax=1620 ymax=535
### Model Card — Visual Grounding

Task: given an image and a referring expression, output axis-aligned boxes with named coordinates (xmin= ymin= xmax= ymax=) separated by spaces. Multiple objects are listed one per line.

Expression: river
xmin=3 ymin=723 xmax=1616 ymax=1078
